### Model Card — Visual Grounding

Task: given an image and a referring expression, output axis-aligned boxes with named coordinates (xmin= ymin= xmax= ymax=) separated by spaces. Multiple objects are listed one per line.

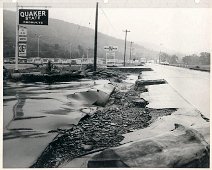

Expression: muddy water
xmin=3 ymin=79 xmax=109 ymax=168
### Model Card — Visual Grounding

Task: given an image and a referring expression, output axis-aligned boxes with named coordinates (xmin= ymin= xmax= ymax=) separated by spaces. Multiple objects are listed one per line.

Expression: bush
xmin=46 ymin=61 xmax=53 ymax=74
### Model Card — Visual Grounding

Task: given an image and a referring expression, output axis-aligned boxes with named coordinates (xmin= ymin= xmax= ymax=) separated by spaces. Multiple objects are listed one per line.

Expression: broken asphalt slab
xmin=88 ymin=122 xmax=209 ymax=168
xmin=87 ymin=68 xmax=209 ymax=168
xmin=3 ymin=80 xmax=115 ymax=168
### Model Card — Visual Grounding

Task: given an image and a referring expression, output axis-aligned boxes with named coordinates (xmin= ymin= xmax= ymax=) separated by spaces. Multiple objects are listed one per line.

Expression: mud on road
xmin=31 ymin=80 xmax=176 ymax=168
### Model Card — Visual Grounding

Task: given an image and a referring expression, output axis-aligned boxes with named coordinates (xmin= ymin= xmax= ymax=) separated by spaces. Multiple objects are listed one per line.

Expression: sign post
xmin=15 ymin=6 xmax=49 ymax=71
xmin=104 ymin=45 xmax=118 ymax=66
xmin=104 ymin=45 xmax=118 ymax=52
xmin=106 ymin=52 xmax=116 ymax=65
xmin=15 ymin=2 xmax=19 ymax=71
xmin=18 ymin=26 xmax=27 ymax=58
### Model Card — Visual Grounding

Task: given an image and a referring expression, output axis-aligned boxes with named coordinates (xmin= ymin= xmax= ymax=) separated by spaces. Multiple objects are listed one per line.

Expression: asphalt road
xmin=147 ymin=64 xmax=210 ymax=118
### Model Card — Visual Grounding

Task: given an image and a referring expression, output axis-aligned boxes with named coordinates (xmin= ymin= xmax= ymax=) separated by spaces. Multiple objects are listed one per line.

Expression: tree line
xmin=160 ymin=52 xmax=210 ymax=65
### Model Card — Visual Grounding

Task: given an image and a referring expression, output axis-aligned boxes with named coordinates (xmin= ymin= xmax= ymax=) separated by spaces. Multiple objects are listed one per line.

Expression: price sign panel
xmin=18 ymin=26 xmax=27 ymax=42
xmin=19 ymin=36 xmax=27 ymax=42
xmin=19 ymin=26 xmax=27 ymax=36
xmin=18 ymin=43 xmax=27 ymax=57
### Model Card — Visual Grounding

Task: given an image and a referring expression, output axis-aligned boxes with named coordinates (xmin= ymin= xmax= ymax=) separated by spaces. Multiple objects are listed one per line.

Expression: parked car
xmin=34 ymin=57 xmax=43 ymax=65
xmin=42 ymin=58 xmax=49 ymax=64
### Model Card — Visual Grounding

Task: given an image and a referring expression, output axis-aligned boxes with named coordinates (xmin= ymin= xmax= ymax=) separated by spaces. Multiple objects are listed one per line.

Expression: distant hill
xmin=3 ymin=10 xmax=159 ymax=61
xmin=137 ymin=41 xmax=185 ymax=58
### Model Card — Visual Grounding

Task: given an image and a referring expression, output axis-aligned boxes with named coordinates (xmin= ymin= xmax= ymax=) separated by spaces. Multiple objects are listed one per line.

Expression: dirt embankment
xmin=31 ymin=71 xmax=176 ymax=168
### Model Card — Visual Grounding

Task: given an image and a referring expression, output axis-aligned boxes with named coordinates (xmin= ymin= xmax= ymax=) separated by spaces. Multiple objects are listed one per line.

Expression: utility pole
xmin=130 ymin=41 xmax=133 ymax=61
xmin=94 ymin=2 xmax=98 ymax=71
xmin=123 ymin=29 xmax=130 ymax=66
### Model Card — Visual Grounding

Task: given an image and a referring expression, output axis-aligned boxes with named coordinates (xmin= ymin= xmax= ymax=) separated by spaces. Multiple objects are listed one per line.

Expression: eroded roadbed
xmin=4 ymin=67 xmax=209 ymax=168
xmin=31 ymin=84 xmax=176 ymax=168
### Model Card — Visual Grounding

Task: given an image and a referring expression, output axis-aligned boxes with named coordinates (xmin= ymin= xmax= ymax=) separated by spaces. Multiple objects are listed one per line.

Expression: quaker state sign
xmin=19 ymin=9 xmax=48 ymax=25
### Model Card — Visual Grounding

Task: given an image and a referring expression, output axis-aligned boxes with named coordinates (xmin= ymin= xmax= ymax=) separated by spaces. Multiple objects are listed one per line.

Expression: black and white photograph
xmin=2 ymin=0 xmax=211 ymax=168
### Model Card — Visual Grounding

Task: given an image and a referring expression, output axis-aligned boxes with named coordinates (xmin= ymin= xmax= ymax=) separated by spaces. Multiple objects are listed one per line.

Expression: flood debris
xmin=5 ymin=66 xmax=209 ymax=168
xmin=133 ymin=72 xmax=165 ymax=91
xmin=31 ymin=80 xmax=176 ymax=168
xmin=88 ymin=124 xmax=209 ymax=168
xmin=11 ymin=72 xmax=85 ymax=83
xmin=7 ymin=66 xmax=127 ymax=83
xmin=132 ymin=98 xmax=149 ymax=108
xmin=135 ymin=79 xmax=167 ymax=87
xmin=88 ymin=149 xmax=129 ymax=168
xmin=109 ymin=67 xmax=153 ymax=73
xmin=85 ymin=68 xmax=127 ymax=82
xmin=68 ymin=83 xmax=115 ymax=107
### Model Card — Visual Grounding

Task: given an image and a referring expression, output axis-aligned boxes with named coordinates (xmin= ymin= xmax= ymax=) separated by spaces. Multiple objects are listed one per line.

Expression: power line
xmin=70 ymin=8 xmax=96 ymax=52
xmin=99 ymin=6 xmax=123 ymax=39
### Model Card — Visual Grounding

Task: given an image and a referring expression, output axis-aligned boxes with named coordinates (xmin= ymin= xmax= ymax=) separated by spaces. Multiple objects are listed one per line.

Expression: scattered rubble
xmin=88 ymin=124 xmax=209 ymax=168
xmin=135 ymin=79 xmax=167 ymax=87
xmin=31 ymin=83 xmax=176 ymax=168
xmin=132 ymin=98 xmax=149 ymax=107
xmin=85 ymin=69 xmax=127 ymax=82
xmin=8 ymin=67 xmax=127 ymax=83
xmin=4 ymin=65 xmax=209 ymax=168
xmin=10 ymin=71 xmax=85 ymax=83
xmin=109 ymin=67 xmax=153 ymax=73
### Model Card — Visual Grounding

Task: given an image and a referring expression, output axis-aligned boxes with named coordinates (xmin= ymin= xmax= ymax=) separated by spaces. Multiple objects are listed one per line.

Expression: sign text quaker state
xmin=19 ymin=9 xmax=48 ymax=25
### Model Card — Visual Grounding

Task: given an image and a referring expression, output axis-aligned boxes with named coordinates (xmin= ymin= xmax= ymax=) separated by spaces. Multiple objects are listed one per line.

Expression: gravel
xmin=31 ymin=70 xmax=176 ymax=168
xmin=31 ymin=72 xmax=176 ymax=168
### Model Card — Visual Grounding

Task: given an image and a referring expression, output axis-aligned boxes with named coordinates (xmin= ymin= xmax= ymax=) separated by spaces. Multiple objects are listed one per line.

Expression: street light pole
xmin=15 ymin=2 xmax=19 ymax=71
xmin=130 ymin=41 xmax=133 ymax=61
xmin=123 ymin=29 xmax=130 ymax=67
xmin=36 ymin=35 xmax=42 ymax=58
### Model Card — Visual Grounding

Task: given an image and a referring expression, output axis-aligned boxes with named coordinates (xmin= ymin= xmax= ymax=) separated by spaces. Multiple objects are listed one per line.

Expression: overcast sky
xmin=5 ymin=4 xmax=211 ymax=55
xmin=48 ymin=7 xmax=210 ymax=54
